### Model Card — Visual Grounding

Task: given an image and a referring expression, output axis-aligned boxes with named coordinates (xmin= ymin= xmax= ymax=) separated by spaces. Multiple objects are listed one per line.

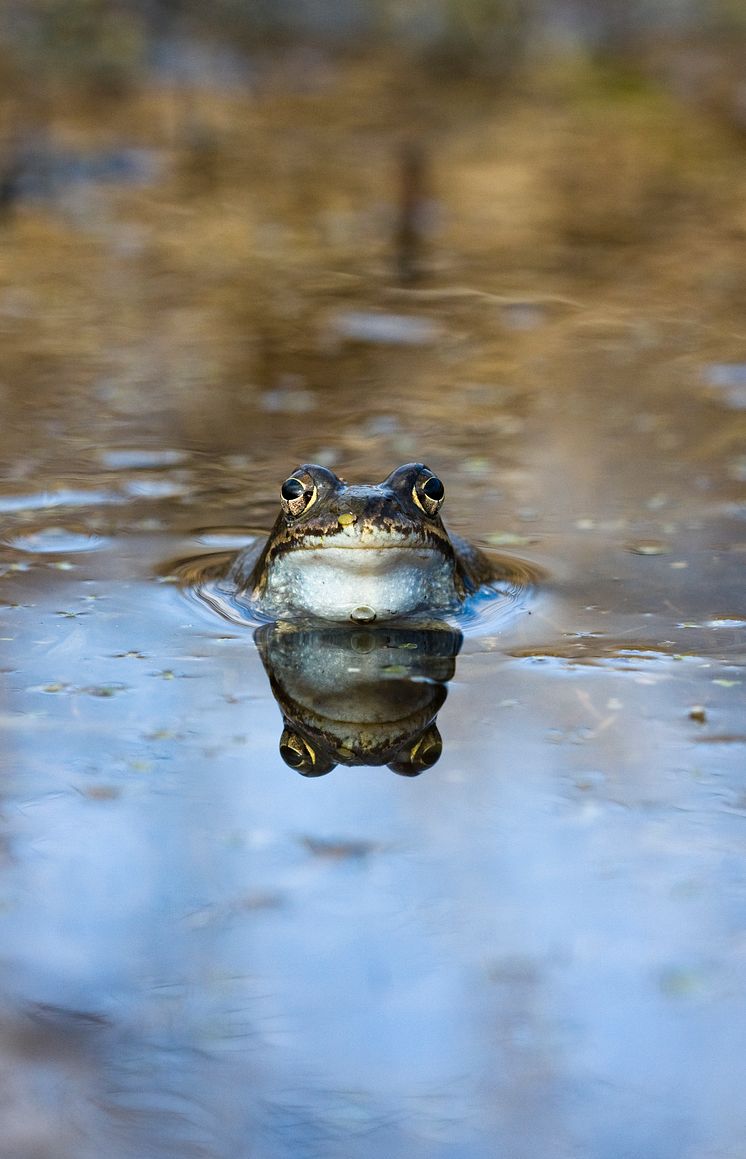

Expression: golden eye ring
xmin=279 ymin=729 xmax=317 ymax=772
xmin=279 ymin=728 xmax=334 ymax=776
xmin=280 ymin=473 xmax=317 ymax=518
xmin=412 ymin=473 xmax=445 ymax=517
xmin=388 ymin=725 xmax=443 ymax=776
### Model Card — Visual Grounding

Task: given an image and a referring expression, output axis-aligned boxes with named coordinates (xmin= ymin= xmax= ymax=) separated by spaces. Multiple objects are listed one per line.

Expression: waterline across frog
xmin=229 ymin=463 xmax=495 ymax=623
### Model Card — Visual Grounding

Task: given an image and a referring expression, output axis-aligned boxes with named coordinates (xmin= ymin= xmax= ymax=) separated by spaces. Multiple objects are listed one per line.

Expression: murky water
xmin=0 ymin=57 xmax=745 ymax=1158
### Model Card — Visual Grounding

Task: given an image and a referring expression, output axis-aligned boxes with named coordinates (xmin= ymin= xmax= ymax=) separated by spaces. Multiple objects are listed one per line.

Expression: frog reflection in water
xmin=230 ymin=463 xmax=494 ymax=622
xmin=255 ymin=620 xmax=462 ymax=777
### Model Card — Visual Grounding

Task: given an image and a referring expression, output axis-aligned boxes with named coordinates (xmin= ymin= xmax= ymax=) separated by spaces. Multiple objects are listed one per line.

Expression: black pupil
xmin=280 ymin=742 xmax=306 ymax=768
xmin=281 ymin=478 xmax=306 ymax=502
xmin=422 ymin=476 xmax=444 ymax=502
xmin=420 ymin=739 xmax=442 ymax=766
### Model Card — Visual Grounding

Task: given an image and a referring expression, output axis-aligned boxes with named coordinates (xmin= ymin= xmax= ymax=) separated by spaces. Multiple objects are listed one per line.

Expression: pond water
xmin=0 ymin=59 xmax=745 ymax=1159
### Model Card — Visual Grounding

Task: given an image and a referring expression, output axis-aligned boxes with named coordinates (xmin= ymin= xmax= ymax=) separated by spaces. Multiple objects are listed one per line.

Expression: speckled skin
xmin=230 ymin=463 xmax=494 ymax=623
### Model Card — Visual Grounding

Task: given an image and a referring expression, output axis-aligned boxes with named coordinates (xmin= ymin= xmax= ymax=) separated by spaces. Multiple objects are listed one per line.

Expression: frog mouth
xmin=286 ymin=543 xmax=446 ymax=558
xmin=294 ymin=542 xmax=440 ymax=549
xmin=275 ymin=530 xmax=451 ymax=555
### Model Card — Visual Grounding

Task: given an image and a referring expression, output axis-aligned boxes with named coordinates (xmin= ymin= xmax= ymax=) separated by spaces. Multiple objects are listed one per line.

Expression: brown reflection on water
xmin=0 ymin=49 xmax=745 ymax=1159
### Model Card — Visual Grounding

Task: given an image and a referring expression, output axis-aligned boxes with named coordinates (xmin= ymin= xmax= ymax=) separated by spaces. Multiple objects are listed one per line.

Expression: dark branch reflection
xmin=255 ymin=620 xmax=462 ymax=777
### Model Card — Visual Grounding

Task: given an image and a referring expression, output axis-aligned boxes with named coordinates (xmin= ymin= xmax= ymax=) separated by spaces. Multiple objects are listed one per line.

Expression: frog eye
xmin=279 ymin=728 xmax=334 ymax=776
xmin=280 ymin=473 xmax=317 ymax=518
xmin=412 ymin=473 xmax=445 ymax=517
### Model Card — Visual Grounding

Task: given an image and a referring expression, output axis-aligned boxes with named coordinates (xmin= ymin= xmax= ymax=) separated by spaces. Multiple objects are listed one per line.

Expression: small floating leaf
xmin=83 ymin=683 xmax=127 ymax=698
xmin=128 ymin=759 xmax=153 ymax=772
xmin=82 ymin=785 xmax=120 ymax=800
xmin=659 ymin=966 xmax=704 ymax=998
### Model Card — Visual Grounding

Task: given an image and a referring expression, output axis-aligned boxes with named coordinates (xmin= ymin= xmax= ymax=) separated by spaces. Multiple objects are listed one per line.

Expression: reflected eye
xmin=280 ymin=473 xmax=317 ymax=518
xmin=412 ymin=472 xmax=445 ymax=517
xmin=279 ymin=728 xmax=334 ymax=777
xmin=388 ymin=725 xmax=443 ymax=776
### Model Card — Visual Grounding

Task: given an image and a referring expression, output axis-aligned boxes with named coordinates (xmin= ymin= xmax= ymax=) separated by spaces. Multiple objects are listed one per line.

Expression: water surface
xmin=0 ymin=58 xmax=744 ymax=1159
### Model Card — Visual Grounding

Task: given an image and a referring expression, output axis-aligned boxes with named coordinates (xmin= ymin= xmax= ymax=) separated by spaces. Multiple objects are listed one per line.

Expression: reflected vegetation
xmin=256 ymin=619 xmax=461 ymax=776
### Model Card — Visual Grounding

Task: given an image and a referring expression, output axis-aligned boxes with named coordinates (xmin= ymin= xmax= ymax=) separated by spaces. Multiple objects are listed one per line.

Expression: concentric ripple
xmin=3 ymin=525 xmax=111 ymax=553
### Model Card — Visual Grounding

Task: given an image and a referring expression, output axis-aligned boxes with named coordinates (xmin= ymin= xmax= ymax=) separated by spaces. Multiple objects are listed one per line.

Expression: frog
xmin=229 ymin=462 xmax=495 ymax=623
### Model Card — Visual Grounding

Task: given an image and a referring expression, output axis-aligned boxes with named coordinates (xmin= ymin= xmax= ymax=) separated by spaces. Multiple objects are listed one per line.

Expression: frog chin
xmin=260 ymin=545 xmax=457 ymax=621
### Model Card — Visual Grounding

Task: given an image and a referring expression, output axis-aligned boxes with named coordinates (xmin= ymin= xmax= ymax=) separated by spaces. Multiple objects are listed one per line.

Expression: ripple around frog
xmin=164 ymin=543 xmax=544 ymax=635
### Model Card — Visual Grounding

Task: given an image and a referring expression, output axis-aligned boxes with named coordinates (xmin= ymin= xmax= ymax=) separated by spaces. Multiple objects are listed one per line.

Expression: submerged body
xmin=230 ymin=463 xmax=494 ymax=623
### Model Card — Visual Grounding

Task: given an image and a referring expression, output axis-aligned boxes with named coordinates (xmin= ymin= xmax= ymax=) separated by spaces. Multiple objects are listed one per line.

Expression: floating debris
xmin=300 ymin=836 xmax=380 ymax=860
xmin=627 ymin=540 xmax=671 ymax=556
xmin=80 ymin=785 xmax=120 ymax=801
xmin=81 ymin=683 xmax=129 ymax=698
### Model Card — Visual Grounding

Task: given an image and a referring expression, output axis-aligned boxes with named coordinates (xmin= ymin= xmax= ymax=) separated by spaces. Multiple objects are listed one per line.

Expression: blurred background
xmin=0 ymin=4 xmax=745 ymax=1159
xmin=0 ymin=0 xmax=744 ymax=471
